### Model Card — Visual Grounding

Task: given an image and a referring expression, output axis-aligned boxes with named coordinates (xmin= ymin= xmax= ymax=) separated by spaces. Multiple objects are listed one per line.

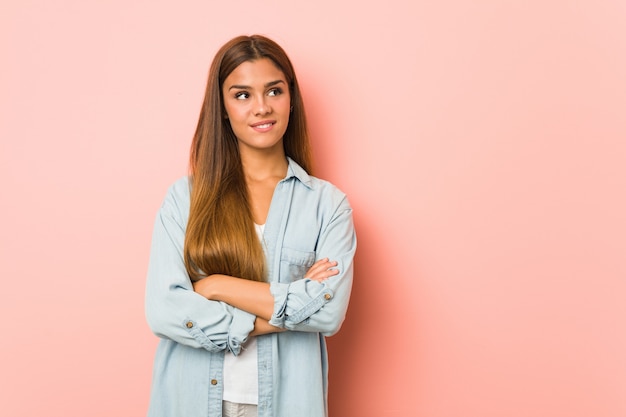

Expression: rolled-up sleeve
xmin=268 ymin=196 xmax=356 ymax=336
xmin=145 ymin=181 xmax=255 ymax=355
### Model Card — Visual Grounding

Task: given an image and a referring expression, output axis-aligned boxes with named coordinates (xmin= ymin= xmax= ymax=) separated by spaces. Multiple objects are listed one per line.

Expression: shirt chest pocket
xmin=279 ymin=247 xmax=316 ymax=283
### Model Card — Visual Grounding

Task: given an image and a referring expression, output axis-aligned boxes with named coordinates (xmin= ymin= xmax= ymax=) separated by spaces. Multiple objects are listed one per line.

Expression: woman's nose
xmin=254 ymin=96 xmax=271 ymax=116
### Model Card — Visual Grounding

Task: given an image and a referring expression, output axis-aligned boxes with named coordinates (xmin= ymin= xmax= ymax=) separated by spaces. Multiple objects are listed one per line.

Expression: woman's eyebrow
xmin=228 ymin=80 xmax=285 ymax=91
xmin=264 ymin=80 xmax=285 ymax=88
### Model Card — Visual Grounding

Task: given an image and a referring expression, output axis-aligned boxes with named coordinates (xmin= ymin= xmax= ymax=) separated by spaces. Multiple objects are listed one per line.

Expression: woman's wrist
xmin=251 ymin=317 xmax=284 ymax=336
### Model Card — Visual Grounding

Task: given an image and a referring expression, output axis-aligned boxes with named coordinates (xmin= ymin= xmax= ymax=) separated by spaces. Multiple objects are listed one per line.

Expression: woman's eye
xmin=268 ymin=88 xmax=283 ymax=97
xmin=234 ymin=92 xmax=249 ymax=100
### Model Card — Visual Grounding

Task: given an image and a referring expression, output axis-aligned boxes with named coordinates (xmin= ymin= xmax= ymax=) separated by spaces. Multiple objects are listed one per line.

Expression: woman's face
xmin=222 ymin=58 xmax=291 ymax=155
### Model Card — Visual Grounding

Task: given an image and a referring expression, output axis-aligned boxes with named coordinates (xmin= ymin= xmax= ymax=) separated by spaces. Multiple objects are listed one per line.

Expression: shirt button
xmin=186 ymin=321 xmax=193 ymax=328
xmin=211 ymin=379 xmax=218 ymax=385
xmin=324 ymin=293 xmax=332 ymax=300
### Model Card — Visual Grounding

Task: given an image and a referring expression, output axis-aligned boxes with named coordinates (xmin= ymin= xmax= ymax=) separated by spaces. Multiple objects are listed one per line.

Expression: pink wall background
xmin=1 ymin=1 xmax=625 ymax=416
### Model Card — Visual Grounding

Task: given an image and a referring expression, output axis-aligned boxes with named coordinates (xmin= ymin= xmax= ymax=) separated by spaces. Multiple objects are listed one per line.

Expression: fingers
xmin=305 ymin=258 xmax=340 ymax=282
xmin=306 ymin=258 xmax=336 ymax=276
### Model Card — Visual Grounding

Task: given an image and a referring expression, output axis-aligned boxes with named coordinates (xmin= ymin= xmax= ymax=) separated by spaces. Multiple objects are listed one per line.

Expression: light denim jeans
xmin=223 ymin=400 xmax=258 ymax=417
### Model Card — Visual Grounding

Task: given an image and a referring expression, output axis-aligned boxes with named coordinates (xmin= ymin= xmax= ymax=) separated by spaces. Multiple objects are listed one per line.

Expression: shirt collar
xmin=285 ymin=157 xmax=313 ymax=189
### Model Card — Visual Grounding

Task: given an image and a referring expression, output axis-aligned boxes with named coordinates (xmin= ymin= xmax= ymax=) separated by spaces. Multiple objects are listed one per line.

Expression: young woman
xmin=145 ymin=35 xmax=356 ymax=417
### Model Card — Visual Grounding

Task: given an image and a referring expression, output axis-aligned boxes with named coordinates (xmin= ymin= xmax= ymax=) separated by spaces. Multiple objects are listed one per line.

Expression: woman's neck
xmin=240 ymin=148 xmax=288 ymax=182
xmin=240 ymin=147 xmax=288 ymax=225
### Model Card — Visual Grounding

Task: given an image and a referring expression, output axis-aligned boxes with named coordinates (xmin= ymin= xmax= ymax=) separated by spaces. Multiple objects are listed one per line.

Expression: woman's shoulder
xmin=288 ymin=158 xmax=348 ymax=200
xmin=167 ymin=176 xmax=192 ymax=197
xmin=159 ymin=176 xmax=192 ymax=215
xmin=301 ymin=175 xmax=352 ymax=213
xmin=307 ymin=175 xmax=346 ymax=196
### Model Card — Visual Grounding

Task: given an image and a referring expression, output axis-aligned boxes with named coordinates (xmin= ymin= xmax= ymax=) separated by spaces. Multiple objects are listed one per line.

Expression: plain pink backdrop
xmin=1 ymin=1 xmax=625 ymax=416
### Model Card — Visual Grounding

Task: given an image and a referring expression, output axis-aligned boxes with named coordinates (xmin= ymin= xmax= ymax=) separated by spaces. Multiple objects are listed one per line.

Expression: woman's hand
xmin=304 ymin=258 xmax=339 ymax=282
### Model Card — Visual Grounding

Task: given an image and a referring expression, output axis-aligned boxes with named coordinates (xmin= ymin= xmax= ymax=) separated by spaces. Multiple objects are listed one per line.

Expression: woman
xmin=145 ymin=35 xmax=356 ymax=417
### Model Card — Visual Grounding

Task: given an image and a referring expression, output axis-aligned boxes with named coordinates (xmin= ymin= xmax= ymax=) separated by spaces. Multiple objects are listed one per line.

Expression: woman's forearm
xmin=193 ymin=274 xmax=275 ymax=321
xmin=192 ymin=259 xmax=339 ymax=323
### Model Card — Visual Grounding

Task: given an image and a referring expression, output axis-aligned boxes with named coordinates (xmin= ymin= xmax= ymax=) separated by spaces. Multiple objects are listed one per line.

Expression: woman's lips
xmin=250 ymin=120 xmax=276 ymax=132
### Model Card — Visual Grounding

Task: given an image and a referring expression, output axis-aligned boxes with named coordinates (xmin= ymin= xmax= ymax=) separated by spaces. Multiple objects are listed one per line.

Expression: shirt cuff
xmin=227 ymin=308 xmax=256 ymax=356
xmin=268 ymin=280 xmax=334 ymax=329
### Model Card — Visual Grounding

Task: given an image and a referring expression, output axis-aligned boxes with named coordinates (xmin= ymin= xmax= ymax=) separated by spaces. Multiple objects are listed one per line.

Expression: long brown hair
xmin=184 ymin=35 xmax=313 ymax=282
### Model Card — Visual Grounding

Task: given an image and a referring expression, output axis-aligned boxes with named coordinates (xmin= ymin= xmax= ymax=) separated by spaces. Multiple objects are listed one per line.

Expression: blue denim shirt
xmin=145 ymin=158 xmax=356 ymax=417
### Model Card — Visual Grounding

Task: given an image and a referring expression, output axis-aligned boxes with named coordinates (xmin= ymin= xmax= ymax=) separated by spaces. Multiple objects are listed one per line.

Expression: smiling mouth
xmin=250 ymin=120 xmax=277 ymax=130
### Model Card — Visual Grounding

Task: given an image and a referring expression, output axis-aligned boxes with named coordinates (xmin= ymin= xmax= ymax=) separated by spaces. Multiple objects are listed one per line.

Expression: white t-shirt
xmin=222 ymin=223 xmax=264 ymax=405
